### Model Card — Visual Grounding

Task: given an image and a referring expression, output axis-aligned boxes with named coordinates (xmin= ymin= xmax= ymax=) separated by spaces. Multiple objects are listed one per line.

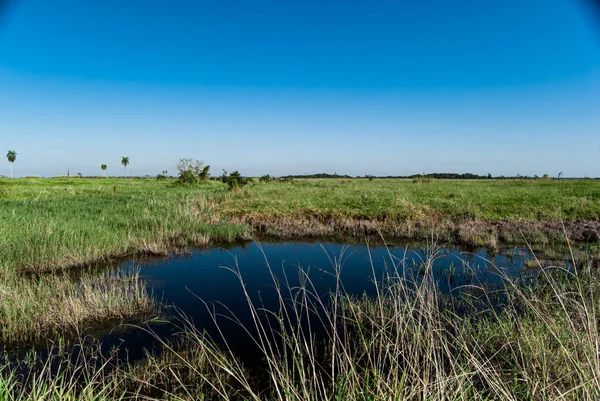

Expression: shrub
xmin=221 ymin=170 xmax=248 ymax=190
xmin=199 ymin=165 xmax=211 ymax=180
xmin=176 ymin=159 xmax=210 ymax=184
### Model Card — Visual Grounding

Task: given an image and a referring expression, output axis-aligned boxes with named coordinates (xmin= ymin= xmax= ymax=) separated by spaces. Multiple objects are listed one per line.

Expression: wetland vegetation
xmin=0 ymin=176 xmax=599 ymax=400
xmin=1 ymin=176 xmax=599 ymax=274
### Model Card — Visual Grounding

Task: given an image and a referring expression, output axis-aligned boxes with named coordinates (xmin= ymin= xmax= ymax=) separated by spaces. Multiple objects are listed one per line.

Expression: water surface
xmin=99 ymin=241 xmax=538 ymax=362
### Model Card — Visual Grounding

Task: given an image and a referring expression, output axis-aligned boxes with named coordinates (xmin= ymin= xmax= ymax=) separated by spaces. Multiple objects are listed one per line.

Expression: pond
xmin=96 ymin=241 xmax=542 ymax=363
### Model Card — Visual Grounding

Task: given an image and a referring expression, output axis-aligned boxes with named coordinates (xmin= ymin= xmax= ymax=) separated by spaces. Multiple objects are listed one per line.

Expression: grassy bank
xmin=1 ymin=249 xmax=599 ymax=400
xmin=221 ymin=178 xmax=600 ymax=247
xmin=0 ymin=268 xmax=155 ymax=344
xmin=0 ymin=177 xmax=598 ymax=348
xmin=1 ymin=177 xmax=599 ymax=273
xmin=0 ymin=178 xmax=248 ymax=274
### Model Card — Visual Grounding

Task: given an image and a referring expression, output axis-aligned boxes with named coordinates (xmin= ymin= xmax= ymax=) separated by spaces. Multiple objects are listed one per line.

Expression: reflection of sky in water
xmin=141 ymin=242 xmax=537 ymax=308
xmin=92 ymin=241 xmax=544 ymax=362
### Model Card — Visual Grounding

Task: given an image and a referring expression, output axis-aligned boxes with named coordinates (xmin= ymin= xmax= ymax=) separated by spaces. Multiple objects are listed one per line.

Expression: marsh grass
xmin=114 ymin=242 xmax=600 ymax=400
xmin=0 ymin=339 xmax=128 ymax=401
xmin=0 ymin=178 xmax=248 ymax=274
xmin=1 ymin=236 xmax=600 ymax=399
xmin=1 ymin=177 xmax=599 ymax=273
xmin=0 ymin=268 xmax=156 ymax=344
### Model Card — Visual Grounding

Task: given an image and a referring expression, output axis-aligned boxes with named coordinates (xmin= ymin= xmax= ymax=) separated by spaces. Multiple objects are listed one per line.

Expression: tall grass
xmin=130 ymin=243 xmax=600 ymax=400
xmin=0 ymin=178 xmax=248 ymax=273
xmin=1 ymin=177 xmax=599 ymax=274
xmin=2 ymin=243 xmax=599 ymax=400
xmin=0 ymin=268 xmax=156 ymax=344
xmin=0 ymin=339 xmax=128 ymax=401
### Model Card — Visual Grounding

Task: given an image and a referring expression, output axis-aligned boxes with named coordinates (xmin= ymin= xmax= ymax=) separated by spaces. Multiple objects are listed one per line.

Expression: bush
xmin=259 ymin=174 xmax=272 ymax=183
xmin=176 ymin=159 xmax=210 ymax=184
xmin=220 ymin=170 xmax=248 ymax=190
xmin=199 ymin=166 xmax=210 ymax=180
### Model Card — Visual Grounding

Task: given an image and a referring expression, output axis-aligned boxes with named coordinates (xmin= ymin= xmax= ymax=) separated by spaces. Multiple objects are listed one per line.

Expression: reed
xmin=0 ymin=268 xmax=156 ymax=344
xmin=1 ymin=242 xmax=599 ymax=400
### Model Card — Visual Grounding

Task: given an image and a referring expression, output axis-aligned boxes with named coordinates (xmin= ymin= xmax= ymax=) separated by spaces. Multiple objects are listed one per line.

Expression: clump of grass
xmin=0 ymin=338 xmax=130 ymax=401
xmin=0 ymin=324 xmax=252 ymax=401
xmin=144 ymin=243 xmax=600 ymax=400
xmin=121 ymin=326 xmax=254 ymax=400
xmin=0 ymin=268 xmax=156 ymax=344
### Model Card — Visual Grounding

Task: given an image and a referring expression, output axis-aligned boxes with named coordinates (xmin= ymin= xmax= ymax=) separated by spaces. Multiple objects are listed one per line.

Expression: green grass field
xmin=1 ymin=177 xmax=600 ymax=399
xmin=222 ymin=177 xmax=600 ymax=221
xmin=1 ymin=177 xmax=599 ymax=273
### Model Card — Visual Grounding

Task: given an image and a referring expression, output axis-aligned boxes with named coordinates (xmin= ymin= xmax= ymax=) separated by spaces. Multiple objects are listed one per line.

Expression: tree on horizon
xmin=101 ymin=164 xmax=107 ymax=177
xmin=6 ymin=150 xmax=16 ymax=178
xmin=121 ymin=157 xmax=129 ymax=177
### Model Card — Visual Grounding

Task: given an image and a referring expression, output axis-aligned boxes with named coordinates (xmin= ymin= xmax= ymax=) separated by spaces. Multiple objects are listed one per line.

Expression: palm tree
xmin=101 ymin=164 xmax=107 ymax=177
xmin=121 ymin=157 xmax=129 ymax=177
xmin=6 ymin=150 xmax=16 ymax=178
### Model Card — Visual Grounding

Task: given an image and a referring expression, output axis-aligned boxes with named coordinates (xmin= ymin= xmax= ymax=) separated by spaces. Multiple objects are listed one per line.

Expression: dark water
xmin=97 ymin=241 xmax=539 ymax=362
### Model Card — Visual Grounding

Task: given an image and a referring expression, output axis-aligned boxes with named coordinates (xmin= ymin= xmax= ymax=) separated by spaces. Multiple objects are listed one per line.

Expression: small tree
xmin=121 ymin=157 xmax=129 ymax=176
xmin=176 ymin=158 xmax=208 ymax=184
xmin=6 ymin=150 xmax=16 ymax=178
xmin=221 ymin=170 xmax=248 ymax=190
xmin=199 ymin=165 xmax=211 ymax=180
xmin=101 ymin=164 xmax=107 ymax=177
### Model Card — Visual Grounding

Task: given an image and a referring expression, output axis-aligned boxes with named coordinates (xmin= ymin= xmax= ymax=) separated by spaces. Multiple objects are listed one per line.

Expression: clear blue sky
xmin=1 ymin=0 xmax=599 ymax=177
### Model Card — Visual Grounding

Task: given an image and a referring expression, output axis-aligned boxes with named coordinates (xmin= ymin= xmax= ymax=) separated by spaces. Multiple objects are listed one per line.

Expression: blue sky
xmin=0 ymin=0 xmax=599 ymax=177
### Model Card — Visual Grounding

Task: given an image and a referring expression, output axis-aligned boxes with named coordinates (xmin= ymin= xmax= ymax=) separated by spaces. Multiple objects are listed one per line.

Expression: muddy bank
xmin=233 ymin=215 xmax=600 ymax=250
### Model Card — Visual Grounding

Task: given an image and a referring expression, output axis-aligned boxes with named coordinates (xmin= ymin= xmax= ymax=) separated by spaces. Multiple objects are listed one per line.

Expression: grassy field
xmin=1 ymin=177 xmax=599 ymax=274
xmin=0 ymin=177 xmax=599 ymax=353
xmin=222 ymin=177 xmax=600 ymax=221
xmin=0 ymin=178 xmax=246 ymax=273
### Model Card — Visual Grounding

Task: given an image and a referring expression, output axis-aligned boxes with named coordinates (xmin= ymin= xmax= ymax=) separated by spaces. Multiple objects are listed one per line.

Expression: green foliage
xmin=175 ymin=159 xmax=210 ymax=184
xmin=6 ymin=150 xmax=16 ymax=163
xmin=259 ymin=174 xmax=272 ymax=182
xmin=220 ymin=170 xmax=248 ymax=190
xmin=199 ymin=165 xmax=211 ymax=180
xmin=177 ymin=169 xmax=198 ymax=184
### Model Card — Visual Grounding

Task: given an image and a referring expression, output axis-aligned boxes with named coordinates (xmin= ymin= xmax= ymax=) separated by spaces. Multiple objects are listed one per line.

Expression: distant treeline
xmin=280 ymin=173 xmax=354 ymax=179
xmin=279 ymin=173 xmax=595 ymax=180
xmin=9 ymin=172 xmax=595 ymax=180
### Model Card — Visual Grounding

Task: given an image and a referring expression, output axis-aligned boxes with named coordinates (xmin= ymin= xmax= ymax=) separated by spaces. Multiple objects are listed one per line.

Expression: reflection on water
xmin=95 ymin=241 xmax=541 ymax=362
